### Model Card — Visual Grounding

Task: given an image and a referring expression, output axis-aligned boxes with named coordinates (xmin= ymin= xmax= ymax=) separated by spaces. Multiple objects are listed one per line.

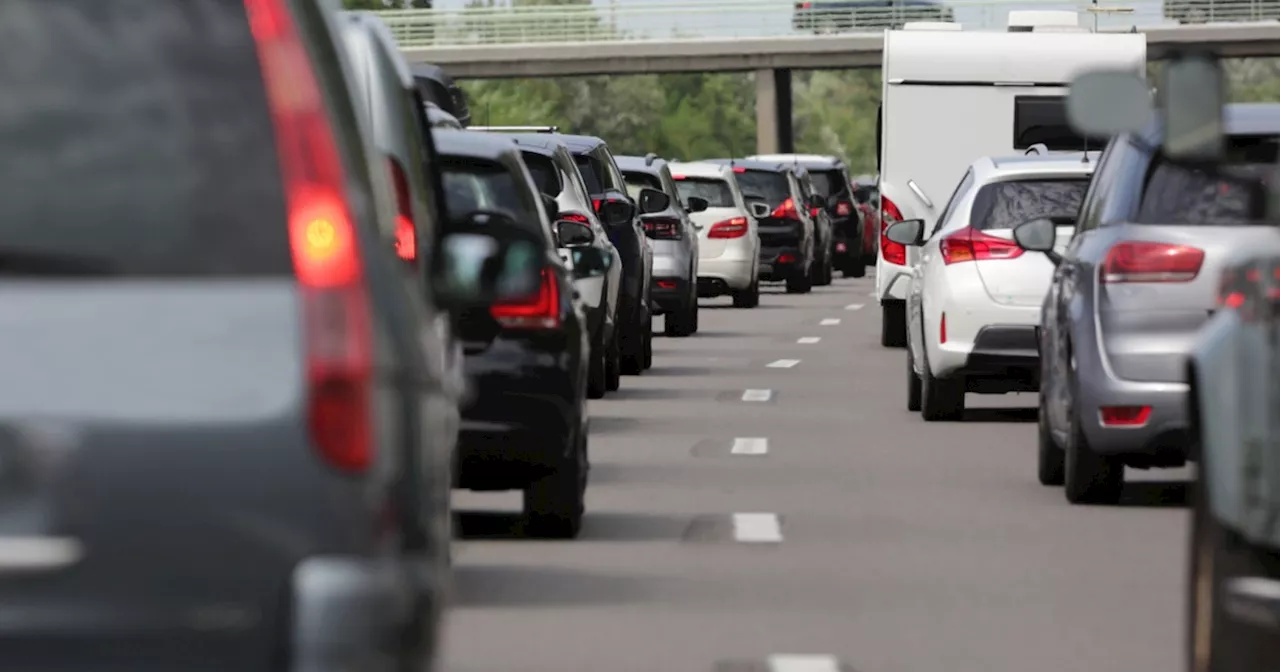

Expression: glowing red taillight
xmin=939 ymin=227 xmax=1023 ymax=265
xmin=490 ymin=267 xmax=560 ymax=329
xmin=880 ymin=195 xmax=906 ymax=266
xmin=246 ymin=0 xmax=372 ymax=473
xmin=1099 ymin=405 xmax=1151 ymax=427
xmin=708 ymin=217 xmax=749 ymax=239
xmin=1101 ymin=241 xmax=1204 ymax=284
xmin=559 ymin=211 xmax=590 ymax=224
xmin=771 ymin=197 xmax=801 ymax=221
xmin=836 ymin=201 xmax=852 ymax=216
xmin=387 ymin=158 xmax=416 ymax=262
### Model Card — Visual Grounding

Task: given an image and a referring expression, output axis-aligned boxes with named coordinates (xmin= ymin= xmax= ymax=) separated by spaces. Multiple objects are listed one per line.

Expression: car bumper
xmin=698 ymin=257 xmax=754 ymax=292
xmin=876 ymin=260 xmax=910 ymax=301
xmin=1078 ymin=374 xmax=1190 ymax=465
xmin=759 ymin=245 xmax=804 ymax=281
xmin=651 ymin=276 xmax=691 ymax=314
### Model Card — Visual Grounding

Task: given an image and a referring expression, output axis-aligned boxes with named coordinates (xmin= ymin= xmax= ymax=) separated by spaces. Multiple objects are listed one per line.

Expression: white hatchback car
xmin=668 ymin=161 xmax=767 ymax=308
xmin=885 ymin=152 xmax=1098 ymax=420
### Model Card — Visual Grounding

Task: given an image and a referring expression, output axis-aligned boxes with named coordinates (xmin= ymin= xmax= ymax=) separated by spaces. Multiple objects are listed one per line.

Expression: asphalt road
xmin=445 ymin=273 xmax=1191 ymax=672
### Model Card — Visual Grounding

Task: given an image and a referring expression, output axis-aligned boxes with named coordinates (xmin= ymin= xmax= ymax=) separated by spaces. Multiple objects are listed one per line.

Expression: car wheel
xmin=733 ymin=279 xmax=760 ymax=308
xmin=1063 ymin=366 xmax=1123 ymax=504
xmin=1037 ymin=391 xmax=1065 ymax=486
xmin=586 ymin=330 xmax=607 ymax=399
xmin=621 ymin=317 xmax=644 ymax=375
xmin=880 ymin=302 xmax=906 ymax=347
xmin=906 ymin=347 xmax=922 ymax=412
xmin=920 ymin=350 xmax=964 ymax=421
xmin=605 ymin=330 xmax=621 ymax=391
xmin=523 ymin=429 xmax=586 ymax=539
xmin=642 ymin=312 xmax=654 ymax=369
xmin=786 ymin=267 xmax=812 ymax=294
xmin=665 ymin=299 xmax=696 ymax=337
xmin=845 ymin=257 xmax=866 ymax=278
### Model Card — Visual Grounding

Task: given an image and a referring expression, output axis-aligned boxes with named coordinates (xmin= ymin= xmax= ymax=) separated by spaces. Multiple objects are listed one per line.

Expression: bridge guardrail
xmin=373 ymin=0 xmax=1280 ymax=47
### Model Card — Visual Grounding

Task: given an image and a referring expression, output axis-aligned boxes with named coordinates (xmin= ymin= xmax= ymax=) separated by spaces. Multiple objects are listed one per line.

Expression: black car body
xmin=433 ymin=130 xmax=595 ymax=538
xmin=756 ymin=154 xmax=865 ymax=278
xmin=507 ymin=133 xmax=625 ymax=398
xmin=707 ymin=159 xmax=818 ymax=294
xmin=559 ymin=135 xmax=656 ymax=372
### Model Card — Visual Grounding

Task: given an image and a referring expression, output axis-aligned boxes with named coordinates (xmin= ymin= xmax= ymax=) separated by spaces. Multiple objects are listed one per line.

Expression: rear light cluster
xmin=809 ymin=207 xmax=821 ymax=218
xmin=1099 ymin=405 xmax=1151 ymax=427
xmin=490 ymin=267 xmax=560 ymax=329
xmin=386 ymin=158 xmax=416 ymax=262
xmin=835 ymin=201 xmax=852 ymax=216
xmin=559 ymin=211 xmax=590 ymax=224
xmin=1101 ymin=241 xmax=1204 ymax=284
xmin=733 ymin=167 xmax=747 ymax=174
xmin=246 ymin=0 xmax=373 ymax=473
xmin=939 ymin=227 xmax=1023 ymax=265
xmin=642 ymin=217 xmax=682 ymax=240
xmin=708 ymin=217 xmax=749 ymax=239
xmin=771 ymin=197 xmax=802 ymax=221
xmin=880 ymin=196 xmax=906 ymax=265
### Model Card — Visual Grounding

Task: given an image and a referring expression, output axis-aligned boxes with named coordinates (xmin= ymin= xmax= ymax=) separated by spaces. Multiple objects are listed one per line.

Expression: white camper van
xmin=874 ymin=21 xmax=1146 ymax=347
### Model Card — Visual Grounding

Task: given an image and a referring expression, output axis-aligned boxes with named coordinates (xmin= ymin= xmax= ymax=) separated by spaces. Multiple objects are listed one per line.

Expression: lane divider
xmin=797 ymin=337 xmax=820 ymax=344
xmin=741 ymin=389 xmax=773 ymax=402
xmin=767 ymin=654 xmax=842 ymax=672
xmin=731 ymin=513 xmax=782 ymax=543
xmin=819 ymin=318 xmax=841 ymax=326
xmin=767 ymin=359 xmax=800 ymax=369
xmin=844 ymin=303 xmax=864 ymax=311
xmin=730 ymin=437 xmax=768 ymax=455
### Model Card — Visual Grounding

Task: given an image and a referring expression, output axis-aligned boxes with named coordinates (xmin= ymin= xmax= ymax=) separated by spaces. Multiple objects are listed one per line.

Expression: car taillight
xmin=246 ymin=0 xmax=372 ymax=474
xmin=733 ymin=167 xmax=747 ymax=173
xmin=672 ymin=175 xmax=686 ymax=180
xmin=1099 ymin=405 xmax=1151 ymax=427
xmin=1101 ymin=241 xmax=1204 ymax=284
xmin=771 ymin=197 xmax=801 ymax=221
xmin=809 ymin=207 xmax=821 ymax=218
xmin=592 ymin=198 xmax=602 ymax=212
xmin=708 ymin=217 xmax=749 ymax=239
xmin=387 ymin=158 xmax=416 ymax=262
xmin=490 ymin=267 xmax=560 ymax=329
xmin=939 ymin=227 xmax=1023 ymax=265
xmin=880 ymin=195 xmax=906 ymax=266
xmin=559 ymin=211 xmax=590 ymax=224
xmin=836 ymin=201 xmax=852 ymax=216
xmin=643 ymin=217 xmax=682 ymax=240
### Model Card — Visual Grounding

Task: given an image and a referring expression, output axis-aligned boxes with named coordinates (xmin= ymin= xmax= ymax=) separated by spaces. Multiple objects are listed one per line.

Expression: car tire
xmin=523 ymin=429 xmax=587 ymax=539
xmin=786 ymin=268 xmax=812 ymax=294
xmin=906 ymin=347 xmax=922 ymax=412
xmin=1063 ymin=369 xmax=1123 ymax=504
xmin=665 ymin=299 xmax=696 ymax=337
xmin=642 ymin=312 xmax=654 ymax=369
xmin=586 ymin=334 xmax=607 ymax=399
xmin=605 ymin=330 xmax=621 ymax=391
xmin=621 ymin=316 xmax=645 ymax=375
xmin=880 ymin=302 xmax=906 ymax=347
xmin=733 ymin=279 xmax=760 ymax=308
xmin=845 ymin=258 xmax=866 ymax=278
xmin=1037 ymin=391 xmax=1065 ymax=486
xmin=920 ymin=351 xmax=964 ymax=421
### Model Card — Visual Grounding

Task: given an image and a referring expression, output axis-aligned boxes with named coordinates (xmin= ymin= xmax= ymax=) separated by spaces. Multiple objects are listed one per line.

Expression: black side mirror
xmin=570 ymin=246 xmax=612 ymax=278
xmin=638 ymin=188 xmax=671 ymax=215
xmin=1012 ymin=217 xmax=1064 ymax=265
xmin=748 ymin=201 xmax=771 ymax=219
xmin=808 ymin=193 xmax=825 ymax=209
xmin=884 ymin=219 xmax=925 ymax=247
xmin=555 ymin=219 xmax=594 ymax=247
xmin=599 ymin=198 xmax=636 ymax=226
xmin=685 ymin=196 xmax=709 ymax=213
xmin=432 ymin=210 xmax=544 ymax=310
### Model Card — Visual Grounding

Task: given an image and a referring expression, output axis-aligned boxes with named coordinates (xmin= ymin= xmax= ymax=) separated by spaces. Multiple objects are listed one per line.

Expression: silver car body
xmin=616 ymin=156 xmax=700 ymax=298
xmin=667 ymin=161 xmax=761 ymax=292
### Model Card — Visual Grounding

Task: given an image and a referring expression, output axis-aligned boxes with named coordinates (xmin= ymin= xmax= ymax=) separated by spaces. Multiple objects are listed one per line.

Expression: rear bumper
xmin=1078 ymin=370 xmax=1190 ymax=465
xmin=958 ymin=325 xmax=1040 ymax=394
xmin=651 ymin=276 xmax=690 ymax=314
xmin=698 ymin=257 xmax=754 ymax=291
xmin=759 ymin=245 xmax=805 ymax=281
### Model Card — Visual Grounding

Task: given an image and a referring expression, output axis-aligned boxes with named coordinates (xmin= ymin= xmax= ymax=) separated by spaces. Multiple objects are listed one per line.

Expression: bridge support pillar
xmin=754 ymin=68 xmax=794 ymax=155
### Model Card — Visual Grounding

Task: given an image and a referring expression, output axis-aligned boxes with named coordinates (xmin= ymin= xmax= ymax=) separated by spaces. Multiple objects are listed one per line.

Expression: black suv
xmin=755 ymin=155 xmax=864 ymax=278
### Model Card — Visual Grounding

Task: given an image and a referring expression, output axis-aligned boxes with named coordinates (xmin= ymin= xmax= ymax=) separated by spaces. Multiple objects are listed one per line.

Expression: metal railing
xmin=375 ymin=0 xmax=1280 ymax=47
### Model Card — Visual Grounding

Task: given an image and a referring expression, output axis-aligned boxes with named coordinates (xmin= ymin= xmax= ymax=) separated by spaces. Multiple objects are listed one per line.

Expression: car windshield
xmin=1136 ymin=135 xmax=1280 ymax=226
xmin=968 ymin=178 xmax=1090 ymax=231
xmin=674 ymin=178 xmax=735 ymax=208
xmin=440 ymin=160 xmax=530 ymax=222
xmin=735 ymin=170 xmax=791 ymax=207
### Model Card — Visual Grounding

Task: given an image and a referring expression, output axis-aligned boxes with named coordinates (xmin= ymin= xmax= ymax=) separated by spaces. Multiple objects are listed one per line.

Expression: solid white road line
xmin=844 ymin=303 xmax=864 ymax=311
xmin=730 ymin=437 xmax=768 ymax=455
xmin=767 ymin=359 xmax=800 ymax=368
xmin=768 ymin=654 xmax=841 ymax=672
xmin=741 ymin=389 xmax=773 ymax=402
xmin=732 ymin=513 xmax=783 ymax=543
xmin=819 ymin=318 xmax=841 ymax=326
xmin=797 ymin=337 xmax=821 ymax=344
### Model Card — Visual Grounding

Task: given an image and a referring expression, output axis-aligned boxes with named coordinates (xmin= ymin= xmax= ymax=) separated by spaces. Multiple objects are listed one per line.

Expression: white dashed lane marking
xmin=732 ymin=513 xmax=783 ymax=543
xmin=819 ymin=318 xmax=841 ymax=326
xmin=741 ymin=389 xmax=773 ymax=402
xmin=797 ymin=337 xmax=821 ymax=344
xmin=844 ymin=303 xmax=864 ymax=310
xmin=730 ymin=437 xmax=768 ymax=455
xmin=768 ymin=654 xmax=842 ymax=672
xmin=767 ymin=359 xmax=800 ymax=369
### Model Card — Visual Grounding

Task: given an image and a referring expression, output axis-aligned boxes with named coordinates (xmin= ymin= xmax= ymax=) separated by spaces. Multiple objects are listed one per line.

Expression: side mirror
xmin=808 ymin=194 xmax=825 ymax=209
xmin=599 ymin=198 xmax=636 ymax=226
xmin=1161 ymin=52 xmax=1226 ymax=163
xmin=570 ymin=246 xmax=611 ymax=278
xmin=432 ymin=211 xmax=544 ymax=310
xmin=554 ymin=219 xmax=594 ymax=247
xmin=541 ymin=193 xmax=559 ymax=218
xmin=1066 ymin=69 xmax=1154 ymax=139
xmin=637 ymin=188 xmax=670 ymax=215
xmin=685 ymin=196 xmax=709 ymax=213
xmin=1012 ymin=217 xmax=1063 ymax=265
xmin=749 ymin=201 xmax=771 ymax=219
xmin=884 ymin=218 xmax=924 ymax=247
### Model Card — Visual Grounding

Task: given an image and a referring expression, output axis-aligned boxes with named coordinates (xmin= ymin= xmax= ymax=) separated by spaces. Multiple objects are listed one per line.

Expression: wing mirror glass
xmin=1012 ymin=217 xmax=1066 ymax=265
xmin=569 ymin=246 xmax=611 ymax=278
xmin=748 ymin=202 xmax=771 ymax=219
xmin=685 ymin=196 xmax=709 ymax=213
xmin=599 ymin=198 xmax=636 ymax=226
xmin=638 ymin=187 xmax=670 ymax=215
xmin=432 ymin=211 xmax=543 ymax=309
xmin=808 ymin=194 xmax=825 ymax=209
xmin=884 ymin=218 xmax=924 ymax=246
xmin=554 ymin=219 xmax=594 ymax=247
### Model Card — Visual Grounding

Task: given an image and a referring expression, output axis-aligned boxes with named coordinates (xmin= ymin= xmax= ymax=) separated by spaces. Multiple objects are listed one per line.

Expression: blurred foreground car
xmin=0 ymin=1 xmax=544 ymax=670
xmin=618 ymin=154 xmax=702 ymax=337
xmin=433 ymin=130 xmax=606 ymax=538
xmin=670 ymin=161 xmax=766 ymax=308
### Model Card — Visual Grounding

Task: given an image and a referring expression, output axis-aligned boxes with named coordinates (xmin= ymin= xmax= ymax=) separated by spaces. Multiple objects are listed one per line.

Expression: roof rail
xmin=644 ymin=152 xmax=659 ymax=166
xmin=469 ymin=125 xmax=559 ymax=133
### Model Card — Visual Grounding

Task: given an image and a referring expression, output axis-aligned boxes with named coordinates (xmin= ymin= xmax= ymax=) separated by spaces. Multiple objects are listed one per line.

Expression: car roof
xmin=432 ymin=129 xmax=518 ymax=161
xmin=747 ymin=153 xmax=845 ymax=170
xmin=553 ymin=133 xmax=607 ymax=152
xmin=615 ymin=155 xmax=669 ymax=174
xmin=973 ymin=152 xmax=1099 ymax=182
xmin=667 ymin=161 xmax=732 ymax=179
xmin=703 ymin=158 xmax=797 ymax=174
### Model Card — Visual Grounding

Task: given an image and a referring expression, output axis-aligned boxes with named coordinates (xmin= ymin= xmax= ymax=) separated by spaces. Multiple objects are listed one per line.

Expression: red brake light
xmin=733 ymin=167 xmax=747 ymax=173
xmin=245 ymin=0 xmax=372 ymax=473
xmin=939 ymin=312 xmax=947 ymax=344
xmin=559 ymin=211 xmax=590 ymax=224
xmin=490 ymin=267 xmax=560 ymax=329
xmin=939 ymin=227 xmax=1023 ymax=265
xmin=592 ymin=198 xmax=602 ymax=212
xmin=672 ymin=175 xmax=686 ymax=180
xmin=771 ymin=197 xmax=800 ymax=220
xmin=1099 ymin=405 xmax=1152 ymax=427
xmin=643 ymin=217 xmax=682 ymax=240
xmin=880 ymin=195 xmax=906 ymax=266
xmin=387 ymin=158 xmax=416 ymax=262
xmin=836 ymin=201 xmax=852 ymax=216
xmin=809 ymin=207 xmax=821 ymax=218
xmin=1101 ymin=241 xmax=1204 ymax=284
xmin=708 ymin=216 xmax=749 ymax=239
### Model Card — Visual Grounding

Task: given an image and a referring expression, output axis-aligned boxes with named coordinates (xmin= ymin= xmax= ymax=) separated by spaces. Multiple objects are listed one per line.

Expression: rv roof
xmin=883 ymin=31 xmax=1146 ymax=83
xmin=902 ymin=21 xmax=962 ymax=30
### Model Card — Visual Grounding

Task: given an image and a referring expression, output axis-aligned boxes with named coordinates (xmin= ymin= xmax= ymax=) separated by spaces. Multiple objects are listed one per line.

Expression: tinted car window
xmin=440 ymin=160 xmax=530 ymax=221
xmin=736 ymin=170 xmax=792 ymax=207
xmin=522 ymin=152 xmax=561 ymax=196
xmin=969 ymin=179 xmax=1089 ymax=231
xmin=675 ymin=178 xmax=735 ymax=208
xmin=1136 ymin=135 xmax=1278 ymax=226
xmin=0 ymin=0 xmax=291 ymax=276
xmin=809 ymin=170 xmax=849 ymax=198
xmin=853 ymin=185 xmax=878 ymax=204
xmin=574 ymin=154 xmax=605 ymax=194
xmin=623 ymin=171 xmax=662 ymax=199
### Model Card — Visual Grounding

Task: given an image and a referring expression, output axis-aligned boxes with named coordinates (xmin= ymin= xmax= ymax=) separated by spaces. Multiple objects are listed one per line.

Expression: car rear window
xmin=674 ymin=178 xmax=735 ymax=208
xmin=735 ymin=170 xmax=792 ymax=207
xmin=440 ymin=160 xmax=533 ymax=224
xmin=522 ymin=152 xmax=561 ymax=196
xmin=574 ymin=154 xmax=606 ymax=195
xmin=1136 ymin=135 xmax=1279 ymax=226
xmin=969 ymin=178 xmax=1090 ymax=231
xmin=0 ymin=0 xmax=293 ymax=277
xmin=808 ymin=170 xmax=848 ymax=199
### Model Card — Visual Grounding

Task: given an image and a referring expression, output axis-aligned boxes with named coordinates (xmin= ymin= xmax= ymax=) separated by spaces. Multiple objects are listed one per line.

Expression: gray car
xmin=617 ymin=154 xmax=704 ymax=337
xmin=1025 ymin=103 xmax=1280 ymax=504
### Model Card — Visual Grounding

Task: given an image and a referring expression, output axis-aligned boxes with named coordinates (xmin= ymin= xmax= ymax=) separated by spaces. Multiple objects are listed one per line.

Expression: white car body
xmin=876 ymin=24 xmax=1146 ymax=346
xmin=905 ymin=153 xmax=1096 ymax=386
xmin=667 ymin=161 xmax=761 ymax=293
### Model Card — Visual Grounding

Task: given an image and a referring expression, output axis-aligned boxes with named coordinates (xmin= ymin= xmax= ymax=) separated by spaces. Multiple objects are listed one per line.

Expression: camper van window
xmin=1013 ymin=96 xmax=1095 ymax=151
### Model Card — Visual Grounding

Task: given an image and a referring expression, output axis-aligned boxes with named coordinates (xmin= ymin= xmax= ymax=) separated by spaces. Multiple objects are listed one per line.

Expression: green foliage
xmin=342 ymin=0 xmax=431 ymax=7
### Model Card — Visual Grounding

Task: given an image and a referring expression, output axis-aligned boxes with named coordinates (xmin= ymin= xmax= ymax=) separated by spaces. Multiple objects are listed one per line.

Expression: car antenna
xmin=1081 ymin=133 xmax=1090 ymax=164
